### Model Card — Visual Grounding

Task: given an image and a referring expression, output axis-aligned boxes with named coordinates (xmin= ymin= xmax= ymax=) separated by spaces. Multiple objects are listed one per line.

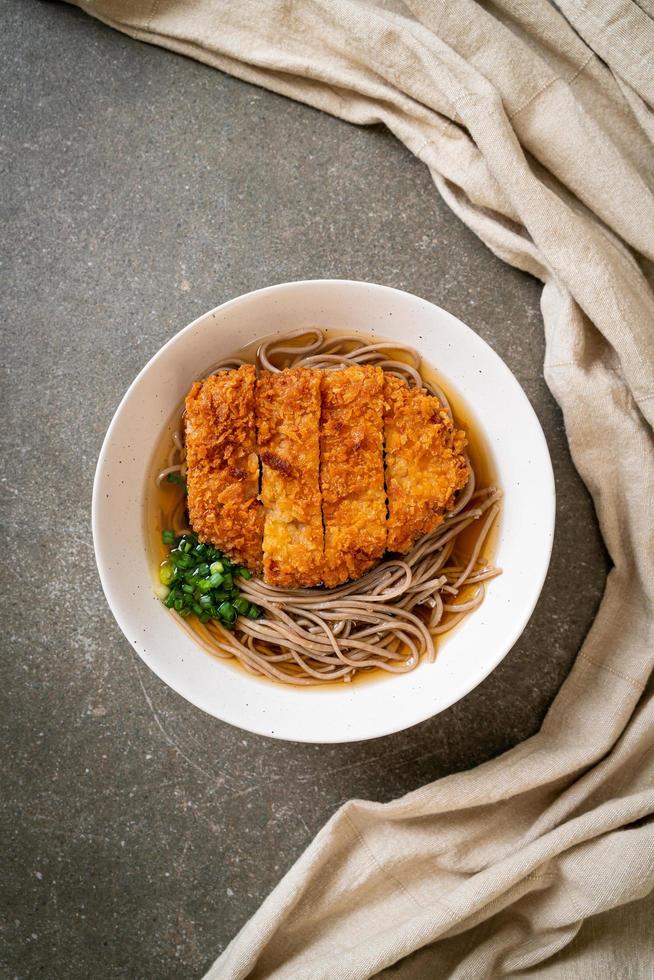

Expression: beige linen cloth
xmin=70 ymin=1 xmax=654 ymax=976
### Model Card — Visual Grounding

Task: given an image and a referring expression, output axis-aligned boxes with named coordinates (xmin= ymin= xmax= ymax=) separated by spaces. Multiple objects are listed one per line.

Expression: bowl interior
xmin=93 ymin=280 xmax=554 ymax=742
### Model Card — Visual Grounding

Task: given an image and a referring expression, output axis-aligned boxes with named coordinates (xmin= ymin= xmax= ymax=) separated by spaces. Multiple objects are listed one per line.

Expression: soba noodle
xmin=155 ymin=329 xmax=502 ymax=685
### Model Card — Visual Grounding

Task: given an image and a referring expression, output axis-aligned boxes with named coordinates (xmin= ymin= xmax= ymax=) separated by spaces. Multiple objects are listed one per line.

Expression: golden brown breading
xmin=185 ymin=365 xmax=263 ymax=572
xmin=384 ymin=376 xmax=468 ymax=553
xmin=256 ymin=368 xmax=323 ymax=587
xmin=319 ymin=366 xmax=387 ymax=588
xmin=185 ymin=363 xmax=469 ymax=588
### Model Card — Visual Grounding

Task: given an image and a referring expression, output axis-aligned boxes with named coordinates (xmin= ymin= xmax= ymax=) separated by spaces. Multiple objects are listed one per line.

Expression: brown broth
xmin=146 ymin=328 xmax=500 ymax=686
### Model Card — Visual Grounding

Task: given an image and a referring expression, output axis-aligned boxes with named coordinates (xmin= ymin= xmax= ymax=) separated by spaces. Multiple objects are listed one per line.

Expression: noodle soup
xmin=147 ymin=329 xmax=501 ymax=686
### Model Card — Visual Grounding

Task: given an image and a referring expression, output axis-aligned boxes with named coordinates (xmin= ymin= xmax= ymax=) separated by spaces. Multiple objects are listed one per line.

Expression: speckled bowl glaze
xmin=92 ymin=280 xmax=555 ymax=743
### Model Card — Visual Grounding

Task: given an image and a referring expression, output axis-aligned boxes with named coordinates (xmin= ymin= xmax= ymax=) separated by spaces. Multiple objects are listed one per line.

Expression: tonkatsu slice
xmin=384 ymin=375 xmax=468 ymax=554
xmin=255 ymin=368 xmax=323 ymax=588
xmin=319 ymin=365 xmax=387 ymax=588
xmin=185 ymin=365 xmax=263 ymax=572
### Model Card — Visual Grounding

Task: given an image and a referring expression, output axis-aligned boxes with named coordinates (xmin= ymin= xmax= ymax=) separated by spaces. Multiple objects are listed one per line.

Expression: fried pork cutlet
xmin=256 ymin=368 xmax=323 ymax=588
xmin=319 ymin=365 xmax=386 ymax=588
xmin=185 ymin=365 xmax=263 ymax=572
xmin=384 ymin=375 xmax=468 ymax=554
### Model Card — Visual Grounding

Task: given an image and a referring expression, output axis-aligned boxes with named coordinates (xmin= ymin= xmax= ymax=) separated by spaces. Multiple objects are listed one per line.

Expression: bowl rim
xmin=92 ymin=278 xmax=555 ymax=742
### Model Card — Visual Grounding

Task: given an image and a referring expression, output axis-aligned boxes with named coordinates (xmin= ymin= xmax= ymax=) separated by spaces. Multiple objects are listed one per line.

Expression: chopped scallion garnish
xmin=156 ymin=530 xmax=259 ymax=631
xmin=218 ymin=601 xmax=237 ymax=624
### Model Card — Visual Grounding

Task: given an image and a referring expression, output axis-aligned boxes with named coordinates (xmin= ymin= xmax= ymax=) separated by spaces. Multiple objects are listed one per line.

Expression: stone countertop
xmin=2 ymin=2 xmax=608 ymax=977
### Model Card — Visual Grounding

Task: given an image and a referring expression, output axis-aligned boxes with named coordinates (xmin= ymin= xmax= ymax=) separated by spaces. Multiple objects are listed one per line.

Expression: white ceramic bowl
xmin=93 ymin=280 xmax=554 ymax=743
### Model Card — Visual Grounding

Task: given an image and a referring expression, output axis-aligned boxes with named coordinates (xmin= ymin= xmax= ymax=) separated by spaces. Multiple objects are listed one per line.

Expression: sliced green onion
xmin=159 ymin=528 xmax=255 ymax=629
xmin=218 ymin=601 xmax=236 ymax=623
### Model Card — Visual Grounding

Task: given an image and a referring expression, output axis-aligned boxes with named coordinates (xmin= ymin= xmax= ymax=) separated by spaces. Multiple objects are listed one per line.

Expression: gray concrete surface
xmin=1 ymin=2 xmax=609 ymax=977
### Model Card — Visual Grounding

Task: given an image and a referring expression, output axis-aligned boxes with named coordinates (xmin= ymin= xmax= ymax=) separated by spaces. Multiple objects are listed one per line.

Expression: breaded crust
xmin=256 ymin=368 xmax=323 ymax=587
xmin=185 ymin=365 xmax=263 ymax=572
xmin=384 ymin=375 xmax=468 ymax=553
xmin=320 ymin=365 xmax=387 ymax=588
xmin=184 ymin=365 xmax=470 ymax=587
